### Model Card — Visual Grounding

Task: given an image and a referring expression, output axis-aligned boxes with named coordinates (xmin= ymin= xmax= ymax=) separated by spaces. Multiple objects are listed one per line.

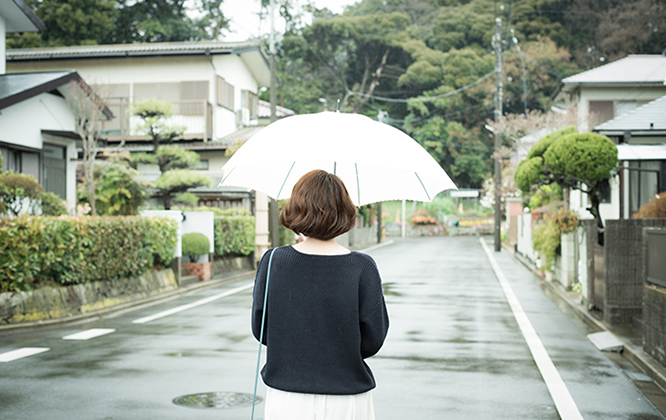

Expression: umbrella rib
xmin=219 ymin=167 xmax=235 ymax=185
xmin=355 ymin=163 xmax=360 ymax=205
xmin=415 ymin=172 xmax=431 ymax=201
xmin=277 ymin=162 xmax=296 ymax=198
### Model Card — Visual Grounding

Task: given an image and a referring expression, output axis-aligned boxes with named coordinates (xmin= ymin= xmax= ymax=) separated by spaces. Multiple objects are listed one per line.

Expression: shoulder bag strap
xmin=251 ymin=247 xmax=277 ymax=420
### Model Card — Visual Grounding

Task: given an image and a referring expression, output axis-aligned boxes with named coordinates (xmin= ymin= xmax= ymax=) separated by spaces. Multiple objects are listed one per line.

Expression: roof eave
xmin=10 ymin=0 xmax=45 ymax=32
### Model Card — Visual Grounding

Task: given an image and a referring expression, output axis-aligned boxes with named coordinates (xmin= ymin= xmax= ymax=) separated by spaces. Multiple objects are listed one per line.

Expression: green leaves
xmin=543 ymin=132 xmax=618 ymax=185
xmin=154 ymin=169 xmax=212 ymax=192
xmin=515 ymin=157 xmax=545 ymax=194
xmin=0 ymin=215 xmax=178 ymax=292
xmin=182 ymin=232 xmax=210 ymax=262
xmin=214 ymin=216 xmax=255 ymax=257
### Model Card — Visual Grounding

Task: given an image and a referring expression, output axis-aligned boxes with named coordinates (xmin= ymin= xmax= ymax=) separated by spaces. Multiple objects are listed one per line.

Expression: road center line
xmin=132 ymin=283 xmax=254 ymax=324
xmin=0 ymin=347 xmax=50 ymax=362
xmin=63 ymin=328 xmax=116 ymax=341
xmin=480 ymin=238 xmax=584 ymax=420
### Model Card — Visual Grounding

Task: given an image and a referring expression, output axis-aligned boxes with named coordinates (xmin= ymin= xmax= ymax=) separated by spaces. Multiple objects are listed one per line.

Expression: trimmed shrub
xmin=633 ymin=191 xmax=666 ymax=219
xmin=214 ymin=215 xmax=255 ymax=256
xmin=0 ymin=172 xmax=44 ymax=216
xmin=182 ymin=232 xmax=210 ymax=262
xmin=41 ymin=192 xmax=68 ymax=216
xmin=0 ymin=215 xmax=178 ymax=292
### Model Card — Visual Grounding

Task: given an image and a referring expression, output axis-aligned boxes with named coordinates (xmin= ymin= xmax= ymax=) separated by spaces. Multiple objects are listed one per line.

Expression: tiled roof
xmin=258 ymin=100 xmax=295 ymax=118
xmin=5 ymin=40 xmax=263 ymax=61
xmin=595 ymin=95 xmax=666 ymax=131
xmin=562 ymin=55 xmax=666 ymax=86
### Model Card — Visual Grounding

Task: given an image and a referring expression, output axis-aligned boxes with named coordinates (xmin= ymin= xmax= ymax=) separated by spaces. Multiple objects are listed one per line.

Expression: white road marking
xmin=480 ymin=238 xmax=584 ymax=420
xmin=62 ymin=328 xmax=116 ymax=341
xmin=0 ymin=347 xmax=50 ymax=362
xmin=132 ymin=283 xmax=254 ymax=324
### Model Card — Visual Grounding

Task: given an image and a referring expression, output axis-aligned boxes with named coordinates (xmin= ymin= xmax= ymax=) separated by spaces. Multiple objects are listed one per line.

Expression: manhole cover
xmin=173 ymin=392 xmax=262 ymax=409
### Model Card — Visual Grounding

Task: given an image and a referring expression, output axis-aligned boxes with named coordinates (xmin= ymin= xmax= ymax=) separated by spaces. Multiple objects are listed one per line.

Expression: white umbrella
xmin=218 ymin=112 xmax=457 ymax=206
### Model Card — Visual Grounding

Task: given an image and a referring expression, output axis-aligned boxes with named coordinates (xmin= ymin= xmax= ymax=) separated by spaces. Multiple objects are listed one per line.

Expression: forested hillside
xmin=7 ymin=0 xmax=665 ymax=188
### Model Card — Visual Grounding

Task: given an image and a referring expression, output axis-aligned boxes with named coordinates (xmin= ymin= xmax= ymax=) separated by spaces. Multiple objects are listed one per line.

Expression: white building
xmin=0 ymin=0 xmax=107 ymax=207
xmin=6 ymin=41 xmax=272 ymax=143
xmin=554 ymin=54 xmax=666 ymax=222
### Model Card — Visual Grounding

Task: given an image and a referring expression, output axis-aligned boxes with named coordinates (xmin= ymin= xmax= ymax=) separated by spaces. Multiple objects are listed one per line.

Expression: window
xmin=241 ymin=90 xmax=259 ymax=119
xmin=217 ymin=76 xmax=235 ymax=110
xmin=588 ymin=101 xmax=614 ymax=128
xmin=629 ymin=160 xmax=664 ymax=215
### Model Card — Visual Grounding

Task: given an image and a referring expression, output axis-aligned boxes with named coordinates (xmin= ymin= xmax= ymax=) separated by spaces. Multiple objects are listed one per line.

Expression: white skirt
xmin=264 ymin=386 xmax=376 ymax=420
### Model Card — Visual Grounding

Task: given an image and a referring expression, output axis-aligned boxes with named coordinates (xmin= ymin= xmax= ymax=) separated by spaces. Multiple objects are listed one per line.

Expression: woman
xmin=252 ymin=169 xmax=390 ymax=420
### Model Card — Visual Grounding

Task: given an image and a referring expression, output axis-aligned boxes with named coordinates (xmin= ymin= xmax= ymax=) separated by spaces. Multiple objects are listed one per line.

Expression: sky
xmin=214 ymin=0 xmax=360 ymax=42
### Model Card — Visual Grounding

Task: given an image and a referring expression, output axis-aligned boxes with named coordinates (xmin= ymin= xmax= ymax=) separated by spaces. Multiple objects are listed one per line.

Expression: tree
xmin=6 ymin=0 xmax=115 ymax=48
xmin=515 ymin=129 xmax=618 ymax=244
xmin=78 ymin=163 xmax=149 ymax=216
xmin=63 ymin=80 xmax=109 ymax=216
xmin=408 ymin=117 xmax=489 ymax=188
xmin=109 ymin=0 xmax=209 ymax=43
xmin=131 ymin=100 xmax=211 ymax=209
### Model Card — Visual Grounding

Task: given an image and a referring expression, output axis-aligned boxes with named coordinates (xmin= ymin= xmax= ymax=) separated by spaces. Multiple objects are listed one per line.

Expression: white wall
xmin=577 ymin=86 xmax=666 ymax=132
xmin=0 ymin=15 xmax=6 ymax=75
xmin=0 ymin=93 xmax=76 ymax=149
xmin=0 ymin=94 xmax=78 ymax=206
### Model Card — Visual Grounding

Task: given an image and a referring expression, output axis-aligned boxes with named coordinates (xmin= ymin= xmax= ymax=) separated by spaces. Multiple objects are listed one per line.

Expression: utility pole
xmin=492 ymin=17 xmax=503 ymax=252
xmin=268 ymin=0 xmax=280 ymax=248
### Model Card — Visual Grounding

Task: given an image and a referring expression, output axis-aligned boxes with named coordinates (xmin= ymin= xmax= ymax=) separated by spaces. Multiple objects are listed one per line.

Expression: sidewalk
xmin=506 ymin=243 xmax=666 ymax=397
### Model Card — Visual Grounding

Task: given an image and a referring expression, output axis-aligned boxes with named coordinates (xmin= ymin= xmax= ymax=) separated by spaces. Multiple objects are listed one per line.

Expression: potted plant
xmin=181 ymin=232 xmax=212 ymax=281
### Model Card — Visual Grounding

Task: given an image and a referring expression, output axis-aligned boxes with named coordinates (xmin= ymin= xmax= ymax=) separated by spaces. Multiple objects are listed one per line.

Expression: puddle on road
xmin=173 ymin=392 xmax=261 ymax=409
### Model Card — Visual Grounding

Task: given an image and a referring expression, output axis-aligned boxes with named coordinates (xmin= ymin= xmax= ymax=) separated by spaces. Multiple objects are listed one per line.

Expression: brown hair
xmin=279 ymin=170 xmax=357 ymax=241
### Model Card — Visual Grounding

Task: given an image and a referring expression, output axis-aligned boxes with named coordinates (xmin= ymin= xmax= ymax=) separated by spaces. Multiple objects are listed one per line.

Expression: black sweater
xmin=252 ymin=245 xmax=389 ymax=395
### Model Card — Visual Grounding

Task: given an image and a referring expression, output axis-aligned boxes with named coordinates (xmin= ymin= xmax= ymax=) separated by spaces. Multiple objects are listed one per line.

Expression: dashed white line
xmin=480 ymin=238 xmax=584 ymax=420
xmin=132 ymin=282 xmax=254 ymax=324
xmin=63 ymin=328 xmax=116 ymax=341
xmin=0 ymin=347 xmax=50 ymax=362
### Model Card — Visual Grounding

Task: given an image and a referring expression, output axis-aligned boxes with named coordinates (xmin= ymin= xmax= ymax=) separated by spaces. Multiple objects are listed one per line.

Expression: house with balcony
xmin=0 ymin=0 xmax=109 ymax=207
xmin=5 ymin=41 xmax=276 ymax=208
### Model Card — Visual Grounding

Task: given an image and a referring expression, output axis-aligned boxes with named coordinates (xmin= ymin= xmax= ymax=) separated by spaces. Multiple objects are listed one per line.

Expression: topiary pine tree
xmin=515 ymin=128 xmax=618 ymax=245
xmin=130 ymin=100 xmax=211 ymax=209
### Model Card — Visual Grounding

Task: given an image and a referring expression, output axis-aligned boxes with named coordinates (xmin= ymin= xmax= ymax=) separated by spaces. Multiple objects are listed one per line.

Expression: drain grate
xmin=173 ymin=392 xmax=262 ymax=409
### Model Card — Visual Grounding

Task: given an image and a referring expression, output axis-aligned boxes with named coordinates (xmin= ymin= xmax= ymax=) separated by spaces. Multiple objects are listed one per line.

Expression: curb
xmin=0 ymin=270 xmax=256 ymax=333
xmin=504 ymin=244 xmax=666 ymax=393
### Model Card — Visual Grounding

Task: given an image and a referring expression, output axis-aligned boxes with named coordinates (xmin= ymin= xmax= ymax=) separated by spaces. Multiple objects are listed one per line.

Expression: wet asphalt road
xmin=0 ymin=236 xmax=664 ymax=420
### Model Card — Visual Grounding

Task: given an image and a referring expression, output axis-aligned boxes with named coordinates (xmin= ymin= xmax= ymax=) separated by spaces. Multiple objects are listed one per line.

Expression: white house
xmin=5 ymin=41 xmax=272 ymax=142
xmin=594 ymin=95 xmax=666 ymax=218
xmin=0 ymin=0 xmax=108 ymax=207
xmin=554 ymin=54 xmax=666 ymax=222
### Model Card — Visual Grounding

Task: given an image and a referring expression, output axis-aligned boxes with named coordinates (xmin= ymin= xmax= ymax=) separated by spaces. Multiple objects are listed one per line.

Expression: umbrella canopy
xmin=218 ymin=112 xmax=457 ymax=206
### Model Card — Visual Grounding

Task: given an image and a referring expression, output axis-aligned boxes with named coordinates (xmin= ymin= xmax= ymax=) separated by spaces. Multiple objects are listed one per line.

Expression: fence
xmin=644 ymin=228 xmax=666 ymax=367
xmin=103 ymin=99 xmax=213 ymax=141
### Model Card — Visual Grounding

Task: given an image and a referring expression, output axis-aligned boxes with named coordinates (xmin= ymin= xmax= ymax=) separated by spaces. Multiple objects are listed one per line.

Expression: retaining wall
xmin=0 ymin=269 xmax=177 ymax=325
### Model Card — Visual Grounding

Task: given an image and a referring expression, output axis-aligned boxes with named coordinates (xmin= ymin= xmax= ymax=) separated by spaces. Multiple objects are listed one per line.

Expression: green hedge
xmin=0 ymin=215 xmax=177 ymax=293
xmin=214 ymin=215 xmax=254 ymax=256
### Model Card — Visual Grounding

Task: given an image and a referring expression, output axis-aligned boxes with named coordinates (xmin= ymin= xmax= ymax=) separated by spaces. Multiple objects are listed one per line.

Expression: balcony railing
xmin=102 ymin=99 xmax=213 ymax=142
